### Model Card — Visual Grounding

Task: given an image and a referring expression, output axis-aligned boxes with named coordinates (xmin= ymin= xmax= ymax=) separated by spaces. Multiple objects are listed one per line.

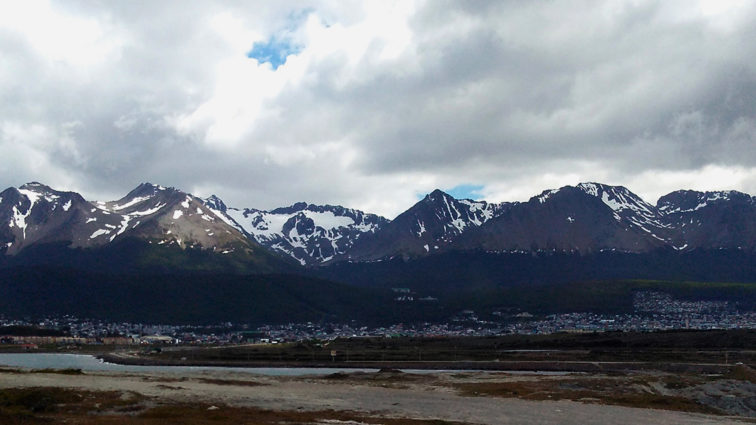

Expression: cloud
xmin=1 ymin=0 xmax=755 ymax=218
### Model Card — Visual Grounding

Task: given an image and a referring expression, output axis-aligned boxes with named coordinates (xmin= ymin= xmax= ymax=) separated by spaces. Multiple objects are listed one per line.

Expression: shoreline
xmin=97 ymin=352 xmax=735 ymax=374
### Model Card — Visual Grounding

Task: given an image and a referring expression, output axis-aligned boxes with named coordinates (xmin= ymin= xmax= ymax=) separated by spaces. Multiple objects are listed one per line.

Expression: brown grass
xmin=194 ymin=378 xmax=266 ymax=387
xmin=0 ymin=367 xmax=84 ymax=375
xmin=453 ymin=375 xmax=722 ymax=415
xmin=0 ymin=386 xmax=147 ymax=424
xmin=727 ymin=364 xmax=756 ymax=383
xmin=136 ymin=404 xmax=471 ymax=425
xmin=319 ymin=370 xmax=431 ymax=390
xmin=0 ymin=387 xmax=473 ymax=425
xmin=30 ymin=368 xmax=84 ymax=375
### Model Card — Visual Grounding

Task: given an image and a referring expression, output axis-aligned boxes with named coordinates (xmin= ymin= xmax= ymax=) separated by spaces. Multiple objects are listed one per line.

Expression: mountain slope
xmin=0 ymin=182 xmax=122 ymax=254
xmin=658 ymin=190 xmax=756 ymax=251
xmin=345 ymin=189 xmax=511 ymax=261
xmin=0 ymin=266 xmax=429 ymax=325
xmin=204 ymin=200 xmax=389 ymax=265
xmin=0 ymin=182 xmax=294 ymax=273
xmin=4 ymin=180 xmax=756 ymax=270
xmin=96 ymin=183 xmax=253 ymax=251
xmin=455 ymin=183 xmax=668 ymax=253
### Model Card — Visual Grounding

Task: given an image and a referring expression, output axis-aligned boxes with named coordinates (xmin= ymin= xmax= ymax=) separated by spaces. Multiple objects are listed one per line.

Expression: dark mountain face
xmin=3 ymin=180 xmax=756 ymax=270
xmin=3 ymin=180 xmax=756 ymax=326
xmin=318 ymin=249 xmax=756 ymax=293
xmin=657 ymin=190 xmax=753 ymax=213
xmin=203 ymin=194 xmax=228 ymax=213
xmin=657 ymin=190 xmax=756 ymax=250
xmin=573 ymin=183 xmax=669 ymax=236
xmin=333 ymin=182 xmax=756 ymax=262
xmin=0 ymin=182 xmax=121 ymax=255
xmin=0 ymin=266 xmax=411 ymax=325
xmin=0 ymin=182 xmax=292 ymax=273
xmin=453 ymin=183 xmax=668 ymax=253
xmin=344 ymin=189 xmax=512 ymax=261
xmin=62 ymin=182 xmax=260 ymax=252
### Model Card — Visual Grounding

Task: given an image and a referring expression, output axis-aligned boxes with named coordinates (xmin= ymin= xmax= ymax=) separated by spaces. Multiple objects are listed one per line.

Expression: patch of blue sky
xmin=247 ymin=36 xmax=300 ymax=70
xmin=416 ymin=184 xmax=485 ymax=200
xmin=445 ymin=184 xmax=485 ymax=200
xmin=247 ymin=9 xmax=310 ymax=70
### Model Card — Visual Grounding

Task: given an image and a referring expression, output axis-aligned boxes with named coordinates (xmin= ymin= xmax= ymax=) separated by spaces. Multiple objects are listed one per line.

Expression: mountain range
xmin=2 ymin=180 xmax=756 ymax=324
xmin=2 ymin=181 xmax=756 ymax=269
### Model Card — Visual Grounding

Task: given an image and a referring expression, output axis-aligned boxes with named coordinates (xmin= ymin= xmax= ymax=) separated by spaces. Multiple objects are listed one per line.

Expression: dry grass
xmin=30 ymin=368 xmax=84 ymax=375
xmin=320 ymin=370 xmax=433 ymax=390
xmin=0 ymin=367 xmax=84 ymax=375
xmin=453 ymin=375 xmax=722 ymax=415
xmin=0 ymin=387 xmax=472 ymax=425
xmin=0 ymin=387 xmax=147 ymax=424
xmin=727 ymin=364 xmax=756 ymax=383
xmin=194 ymin=377 xmax=267 ymax=387
xmin=135 ymin=404 xmax=471 ymax=425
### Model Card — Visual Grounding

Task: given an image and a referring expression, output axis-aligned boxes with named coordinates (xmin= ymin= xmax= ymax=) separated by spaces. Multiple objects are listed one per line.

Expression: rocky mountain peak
xmin=204 ymin=195 xmax=227 ymax=213
xmin=657 ymin=190 xmax=753 ymax=214
xmin=425 ymin=189 xmax=451 ymax=201
xmin=19 ymin=182 xmax=53 ymax=191
xmin=3 ymin=180 xmax=756 ymax=265
xmin=270 ymin=202 xmax=309 ymax=215
xmin=124 ymin=182 xmax=173 ymax=199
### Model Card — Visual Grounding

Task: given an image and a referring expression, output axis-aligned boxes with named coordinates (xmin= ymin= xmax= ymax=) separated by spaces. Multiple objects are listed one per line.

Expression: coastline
xmin=98 ymin=351 xmax=735 ymax=374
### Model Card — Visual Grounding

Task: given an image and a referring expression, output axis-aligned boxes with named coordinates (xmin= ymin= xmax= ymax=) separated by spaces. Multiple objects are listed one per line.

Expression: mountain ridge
xmin=2 ymin=181 xmax=755 ymax=267
xmin=0 ymin=181 xmax=293 ymax=273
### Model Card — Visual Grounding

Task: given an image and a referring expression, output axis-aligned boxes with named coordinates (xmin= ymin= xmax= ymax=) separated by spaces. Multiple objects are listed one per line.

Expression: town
xmin=2 ymin=291 xmax=756 ymax=346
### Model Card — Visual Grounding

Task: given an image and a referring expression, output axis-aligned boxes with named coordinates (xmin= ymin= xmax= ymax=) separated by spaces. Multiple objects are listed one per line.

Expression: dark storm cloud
xmin=2 ymin=1 xmax=756 ymax=217
xmin=347 ymin=1 xmax=756 ymax=174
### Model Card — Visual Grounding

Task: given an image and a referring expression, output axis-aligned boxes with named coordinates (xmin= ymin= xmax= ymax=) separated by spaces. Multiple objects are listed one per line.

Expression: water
xmin=0 ymin=353 xmax=378 ymax=376
xmin=0 ymin=353 xmax=574 ymax=376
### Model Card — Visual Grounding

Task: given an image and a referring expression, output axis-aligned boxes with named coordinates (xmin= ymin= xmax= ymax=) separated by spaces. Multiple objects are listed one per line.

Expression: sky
xmin=2 ymin=0 xmax=756 ymax=219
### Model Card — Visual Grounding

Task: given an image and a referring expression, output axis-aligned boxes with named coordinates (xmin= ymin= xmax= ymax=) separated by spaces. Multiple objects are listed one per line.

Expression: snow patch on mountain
xmin=10 ymin=204 xmax=30 ymax=238
xmin=422 ymin=190 xmax=506 ymax=237
xmin=111 ymin=216 xmax=132 ymax=241
xmin=111 ymin=196 xmax=150 ymax=211
xmin=416 ymin=219 xmax=426 ymax=237
xmin=302 ymin=210 xmax=354 ymax=229
xmin=90 ymin=229 xmax=110 ymax=239
xmin=536 ymin=189 xmax=559 ymax=204
xmin=216 ymin=202 xmax=388 ymax=265
xmin=658 ymin=190 xmax=744 ymax=214
xmin=578 ymin=183 xmax=655 ymax=216
xmin=575 ymin=182 xmax=671 ymax=236
xmin=205 ymin=206 xmax=240 ymax=229
xmin=130 ymin=203 xmax=166 ymax=217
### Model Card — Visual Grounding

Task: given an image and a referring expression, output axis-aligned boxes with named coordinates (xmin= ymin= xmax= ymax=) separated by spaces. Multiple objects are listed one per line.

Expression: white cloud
xmin=0 ymin=0 xmax=122 ymax=68
xmin=627 ymin=165 xmax=756 ymax=203
xmin=1 ymin=1 xmax=756 ymax=218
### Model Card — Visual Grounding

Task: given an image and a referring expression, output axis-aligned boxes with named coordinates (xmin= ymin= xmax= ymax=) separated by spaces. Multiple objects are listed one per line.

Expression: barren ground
xmin=1 ymin=366 xmax=755 ymax=424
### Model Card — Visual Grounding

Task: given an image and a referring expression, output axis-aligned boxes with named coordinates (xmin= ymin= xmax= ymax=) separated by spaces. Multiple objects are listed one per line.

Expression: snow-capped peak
xmin=1 ymin=183 xmax=90 ymax=248
xmin=577 ymin=182 xmax=657 ymax=216
xmin=417 ymin=189 xmax=502 ymax=232
xmin=221 ymin=201 xmax=389 ymax=265
xmin=204 ymin=195 xmax=227 ymax=213
xmin=17 ymin=182 xmax=62 ymax=204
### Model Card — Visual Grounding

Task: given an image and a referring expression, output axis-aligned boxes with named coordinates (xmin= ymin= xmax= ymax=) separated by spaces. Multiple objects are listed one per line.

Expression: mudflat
xmin=0 ymin=367 xmax=752 ymax=424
